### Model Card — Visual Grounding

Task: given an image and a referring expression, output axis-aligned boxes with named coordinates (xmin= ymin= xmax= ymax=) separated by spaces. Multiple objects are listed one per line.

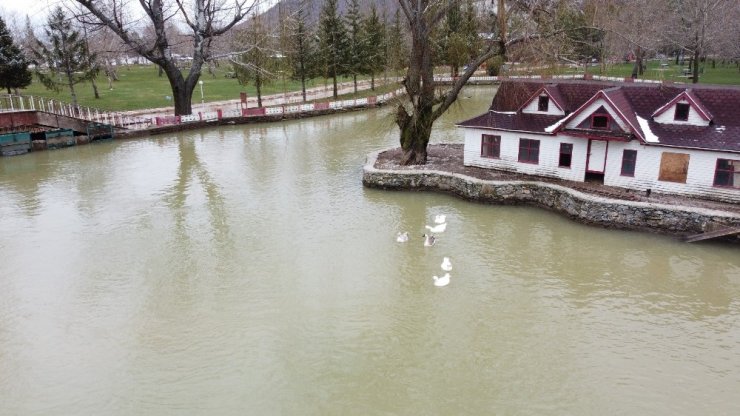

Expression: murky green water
xmin=1 ymin=87 xmax=739 ymax=415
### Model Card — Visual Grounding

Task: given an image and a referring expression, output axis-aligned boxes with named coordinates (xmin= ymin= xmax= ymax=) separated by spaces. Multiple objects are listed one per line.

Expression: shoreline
xmin=362 ymin=145 xmax=740 ymax=243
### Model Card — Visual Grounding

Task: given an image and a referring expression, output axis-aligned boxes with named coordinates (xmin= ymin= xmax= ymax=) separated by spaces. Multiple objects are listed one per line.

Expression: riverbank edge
xmin=362 ymin=148 xmax=740 ymax=242
xmin=116 ymin=102 xmax=392 ymax=140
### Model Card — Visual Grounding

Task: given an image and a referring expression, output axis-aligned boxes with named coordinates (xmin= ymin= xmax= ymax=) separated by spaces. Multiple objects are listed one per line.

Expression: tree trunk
xmin=163 ymin=64 xmax=195 ymax=116
xmin=692 ymin=48 xmax=700 ymax=84
xmin=256 ymin=78 xmax=263 ymax=108
xmin=332 ymin=74 xmax=338 ymax=99
xmin=371 ymin=74 xmax=375 ymax=91
xmin=498 ymin=0 xmax=507 ymax=60
xmin=68 ymin=74 xmax=78 ymax=107
xmin=353 ymin=74 xmax=357 ymax=94
xmin=92 ymin=77 xmax=100 ymax=99
xmin=300 ymin=57 xmax=307 ymax=102
xmin=396 ymin=104 xmax=432 ymax=165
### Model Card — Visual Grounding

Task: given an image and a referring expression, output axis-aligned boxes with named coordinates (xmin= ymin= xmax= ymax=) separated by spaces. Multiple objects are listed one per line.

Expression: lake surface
xmin=1 ymin=87 xmax=739 ymax=415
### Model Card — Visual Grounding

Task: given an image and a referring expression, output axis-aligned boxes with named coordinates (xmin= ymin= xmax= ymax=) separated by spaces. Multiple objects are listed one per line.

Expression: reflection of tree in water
xmin=163 ymin=135 xmax=235 ymax=270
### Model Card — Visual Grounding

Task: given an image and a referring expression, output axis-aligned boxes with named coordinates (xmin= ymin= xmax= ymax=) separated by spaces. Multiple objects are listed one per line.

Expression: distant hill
xmin=261 ymin=0 xmax=401 ymax=25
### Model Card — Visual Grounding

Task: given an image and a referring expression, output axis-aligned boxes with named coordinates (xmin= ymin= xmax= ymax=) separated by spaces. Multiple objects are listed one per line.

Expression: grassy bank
xmin=17 ymin=60 xmax=739 ymax=113
xmin=508 ymin=60 xmax=740 ymax=85
xmin=18 ymin=64 xmax=401 ymax=112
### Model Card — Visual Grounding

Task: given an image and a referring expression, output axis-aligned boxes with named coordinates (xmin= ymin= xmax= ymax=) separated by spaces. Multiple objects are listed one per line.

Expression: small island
xmin=364 ymin=144 xmax=740 ymax=242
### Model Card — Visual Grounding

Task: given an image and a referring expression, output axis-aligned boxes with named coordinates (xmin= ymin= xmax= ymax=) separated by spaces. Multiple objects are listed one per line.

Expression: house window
xmin=713 ymin=159 xmax=739 ymax=188
xmin=558 ymin=143 xmax=573 ymax=168
xmin=658 ymin=152 xmax=690 ymax=183
xmin=518 ymin=138 xmax=540 ymax=164
xmin=592 ymin=114 xmax=610 ymax=129
xmin=621 ymin=149 xmax=637 ymax=176
xmin=538 ymin=96 xmax=549 ymax=112
xmin=481 ymin=134 xmax=500 ymax=158
xmin=674 ymin=102 xmax=690 ymax=121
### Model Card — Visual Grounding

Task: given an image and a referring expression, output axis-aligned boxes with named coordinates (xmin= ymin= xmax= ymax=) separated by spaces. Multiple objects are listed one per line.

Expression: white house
xmin=457 ymin=79 xmax=740 ymax=203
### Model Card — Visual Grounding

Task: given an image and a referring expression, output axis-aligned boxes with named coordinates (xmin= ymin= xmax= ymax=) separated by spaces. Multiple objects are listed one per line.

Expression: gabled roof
xmin=651 ymin=89 xmax=713 ymax=120
xmin=549 ymin=87 xmax=645 ymax=141
xmin=516 ymin=84 xmax=566 ymax=112
xmin=463 ymin=79 xmax=740 ymax=153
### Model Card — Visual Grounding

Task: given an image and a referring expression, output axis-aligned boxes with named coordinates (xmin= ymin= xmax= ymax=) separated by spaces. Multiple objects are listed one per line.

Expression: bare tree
xmin=74 ymin=0 xmax=259 ymax=115
xmin=663 ymin=0 xmax=736 ymax=83
xmin=395 ymin=0 xmax=574 ymax=165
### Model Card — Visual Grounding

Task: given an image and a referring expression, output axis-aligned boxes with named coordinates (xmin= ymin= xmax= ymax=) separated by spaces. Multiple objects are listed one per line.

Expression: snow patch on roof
xmin=636 ymin=114 xmax=659 ymax=143
xmin=544 ymin=118 xmax=566 ymax=133
xmin=491 ymin=110 xmax=517 ymax=115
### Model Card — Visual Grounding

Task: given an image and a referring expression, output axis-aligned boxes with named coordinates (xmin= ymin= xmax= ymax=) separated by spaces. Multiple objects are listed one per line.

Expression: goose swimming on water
xmin=433 ymin=273 xmax=450 ymax=287
xmin=423 ymin=234 xmax=436 ymax=247
xmin=425 ymin=222 xmax=447 ymax=233
xmin=396 ymin=231 xmax=409 ymax=243
xmin=434 ymin=214 xmax=446 ymax=224
xmin=441 ymin=257 xmax=452 ymax=271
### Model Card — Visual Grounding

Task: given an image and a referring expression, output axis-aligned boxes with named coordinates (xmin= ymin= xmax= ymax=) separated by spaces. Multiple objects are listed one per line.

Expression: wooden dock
xmin=683 ymin=227 xmax=740 ymax=243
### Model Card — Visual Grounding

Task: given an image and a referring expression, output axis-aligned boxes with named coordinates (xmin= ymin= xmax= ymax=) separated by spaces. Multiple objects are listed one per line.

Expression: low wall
xmin=362 ymin=150 xmax=740 ymax=240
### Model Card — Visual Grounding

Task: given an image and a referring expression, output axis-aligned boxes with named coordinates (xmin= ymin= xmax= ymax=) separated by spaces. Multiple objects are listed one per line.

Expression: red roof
xmin=651 ymin=89 xmax=713 ymax=120
xmin=458 ymin=80 xmax=740 ymax=153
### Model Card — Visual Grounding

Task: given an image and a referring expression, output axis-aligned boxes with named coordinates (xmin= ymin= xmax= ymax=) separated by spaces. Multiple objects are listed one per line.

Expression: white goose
xmin=441 ymin=257 xmax=452 ymax=271
xmin=433 ymin=273 xmax=450 ymax=287
xmin=434 ymin=214 xmax=446 ymax=224
xmin=423 ymin=234 xmax=436 ymax=247
xmin=396 ymin=231 xmax=409 ymax=243
xmin=425 ymin=222 xmax=447 ymax=233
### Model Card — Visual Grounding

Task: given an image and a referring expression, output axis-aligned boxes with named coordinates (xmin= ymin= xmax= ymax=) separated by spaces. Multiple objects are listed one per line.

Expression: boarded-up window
xmin=658 ymin=152 xmax=690 ymax=183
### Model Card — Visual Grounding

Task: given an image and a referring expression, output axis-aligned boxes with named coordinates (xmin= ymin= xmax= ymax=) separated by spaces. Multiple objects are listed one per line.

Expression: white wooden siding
xmin=653 ymin=100 xmax=710 ymax=126
xmin=463 ymin=128 xmax=587 ymax=182
xmin=521 ymin=94 xmax=565 ymax=116
xmin=604 ymin=141 xmax=739 ymax=202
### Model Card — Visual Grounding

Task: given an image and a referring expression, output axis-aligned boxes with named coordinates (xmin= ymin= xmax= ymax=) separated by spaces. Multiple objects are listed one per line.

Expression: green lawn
xmin=20 ymin=60 xmax=739 ymax=113
xmin=511 ymin=60 xmax=740 ymax=85
xmin=19 ymin=64 xmax=398 ymax=112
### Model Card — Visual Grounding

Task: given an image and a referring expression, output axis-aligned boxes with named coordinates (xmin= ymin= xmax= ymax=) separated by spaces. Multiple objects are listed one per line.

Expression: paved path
xmin=124 ymin=78 xmax=392 ymax=120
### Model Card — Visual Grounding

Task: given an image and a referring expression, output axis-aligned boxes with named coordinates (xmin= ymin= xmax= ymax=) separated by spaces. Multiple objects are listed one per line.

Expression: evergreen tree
xmin=287 ymin=0 xmax=317 ymax=102
xmin=362 ymin=4 xmax=386 ymax=90
xmin=318 ymin=0 xmax=348 ymax=99
xmin=437 ymin=0 xmax=478 ymax=77
xmin=32 ymin=6 xmax=98 ymax=107
xmin=0 ymin=16 xmax=33 ymax=94
xmin=385 ymin=9 xmax=406 ymax=77
xmin=233 ymin=14 xmax=274 ymax=108
xmin=344 ymin=0 xmax=363 ymax=94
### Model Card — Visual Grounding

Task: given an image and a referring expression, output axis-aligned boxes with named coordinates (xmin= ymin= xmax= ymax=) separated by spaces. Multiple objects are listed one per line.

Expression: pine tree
xmin=232 ymin=14 xmax=274 ymax=108
xmin=32 ymin=6 xmax=98 ymax=107
xmin=318 ymin=0 xmax=348 ymax=99
xmin=362 ymin=4 xmax=386 ymax=91
xmin=0 ymin=16 xmax=33 ymax=94
xmin=344 ymin=0 xmax=363 ymax=94
xmin=287 ymin=0 xmax=317 ymax=102
xmin=385 ymin=9 xmax=406 ymax=77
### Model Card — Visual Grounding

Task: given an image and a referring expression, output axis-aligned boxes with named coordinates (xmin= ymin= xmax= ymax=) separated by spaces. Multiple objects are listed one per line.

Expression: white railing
xmin=0 ymin=94 xmax=153 ymax=130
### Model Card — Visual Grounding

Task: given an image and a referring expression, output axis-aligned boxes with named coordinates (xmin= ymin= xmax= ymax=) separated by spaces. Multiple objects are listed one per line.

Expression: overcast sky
xmin=0 ymin=0 xmax=278 ymax=25
xmin=0 ymin=0 xmax=57 ymax=22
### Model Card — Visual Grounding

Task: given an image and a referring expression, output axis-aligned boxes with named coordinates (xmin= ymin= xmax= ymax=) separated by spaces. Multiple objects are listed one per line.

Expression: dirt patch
xmin=374 ymin=144 xmax=740 ymax=214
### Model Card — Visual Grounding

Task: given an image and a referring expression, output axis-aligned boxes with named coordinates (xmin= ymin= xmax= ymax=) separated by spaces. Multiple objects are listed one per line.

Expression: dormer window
xmin=591 ymin=114 xmax=610 ymax=129
xmin=538 ymin=96 xmax=549 ymax=112
xmin=674 ymin=102 xmax=690 ymax=121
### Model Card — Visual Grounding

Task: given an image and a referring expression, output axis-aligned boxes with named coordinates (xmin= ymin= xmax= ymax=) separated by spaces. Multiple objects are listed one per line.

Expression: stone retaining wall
xmin=362 ymin=150 xmax=740 ymax=240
